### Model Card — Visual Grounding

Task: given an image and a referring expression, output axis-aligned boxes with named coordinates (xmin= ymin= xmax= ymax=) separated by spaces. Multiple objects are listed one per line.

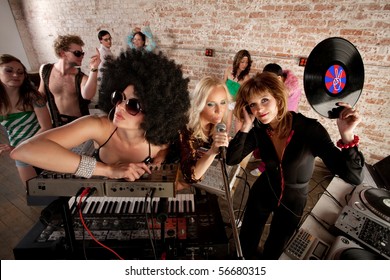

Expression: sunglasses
xmin=68 ymin=50 xmax=85 ymax=57
xmin=111 ymin=91 xmax=144 ymax=116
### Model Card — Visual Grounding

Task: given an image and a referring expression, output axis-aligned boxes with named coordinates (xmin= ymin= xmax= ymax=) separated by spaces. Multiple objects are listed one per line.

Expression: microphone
xmin=216 ymin=123 xmax=227 ymax=159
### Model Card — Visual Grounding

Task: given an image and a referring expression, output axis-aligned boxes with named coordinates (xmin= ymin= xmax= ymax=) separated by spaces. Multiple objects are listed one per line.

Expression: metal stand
xmin=219 ymin=157 xmax=244 ymax=260
xmin=157 ymin=198 xmax=169 ymax=259
xmin=59 ymin=196 xmax=76 ymax=258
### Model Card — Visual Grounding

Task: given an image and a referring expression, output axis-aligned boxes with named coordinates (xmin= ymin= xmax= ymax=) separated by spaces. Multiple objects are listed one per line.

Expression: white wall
xmin=0 ymin=0 xmax=30 ymax=70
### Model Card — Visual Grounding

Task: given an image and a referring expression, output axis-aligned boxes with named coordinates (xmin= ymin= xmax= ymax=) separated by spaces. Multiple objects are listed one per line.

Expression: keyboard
xmin=70 ymin=194 xmax=195 ymax=215
xmin=193 ymin=159 xmax=240 ymax=197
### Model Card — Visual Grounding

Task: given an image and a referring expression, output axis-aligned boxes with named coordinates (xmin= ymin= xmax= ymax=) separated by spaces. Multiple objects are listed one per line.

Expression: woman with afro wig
xmin=11 ymin=49 xmax=191 ymax=181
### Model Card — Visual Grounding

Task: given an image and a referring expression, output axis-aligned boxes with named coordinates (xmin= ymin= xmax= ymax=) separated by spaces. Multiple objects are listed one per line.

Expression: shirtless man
xmin=39 ymin=34 xmax=101 ymax=126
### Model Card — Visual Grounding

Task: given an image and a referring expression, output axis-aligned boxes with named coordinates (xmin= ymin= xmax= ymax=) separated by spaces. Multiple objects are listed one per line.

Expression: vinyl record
xmin=360 ymin=188 xmax=390 ymax=222
xmin=304 ymin=37 xmax=364 ymax=118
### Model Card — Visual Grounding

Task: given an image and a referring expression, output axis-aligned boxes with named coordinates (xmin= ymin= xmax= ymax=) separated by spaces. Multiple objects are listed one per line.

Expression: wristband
xmin=74 ymin=155 xmax=96 ymax=178
xmin=336 ymin=135 xmax=359 ymax=149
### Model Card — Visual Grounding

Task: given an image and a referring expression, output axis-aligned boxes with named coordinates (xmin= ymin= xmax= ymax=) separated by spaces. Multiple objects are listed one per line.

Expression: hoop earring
xmin=108 ymin=107 xmax=115 ymax=121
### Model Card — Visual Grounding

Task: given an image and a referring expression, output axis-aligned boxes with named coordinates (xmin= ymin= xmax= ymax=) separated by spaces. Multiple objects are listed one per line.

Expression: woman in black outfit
xmin=226 ymin=72 xmax=364 ymax=259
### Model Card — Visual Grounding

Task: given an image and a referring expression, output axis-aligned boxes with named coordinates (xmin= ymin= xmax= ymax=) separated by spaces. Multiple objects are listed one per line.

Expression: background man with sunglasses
xmin=96 ymin=30 xmax=114 ymax=97
xmin=38 ymin=34 xmax=101 ymax=127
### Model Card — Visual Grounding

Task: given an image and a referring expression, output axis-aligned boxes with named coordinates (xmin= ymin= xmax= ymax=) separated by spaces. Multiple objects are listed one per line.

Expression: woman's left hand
xmin=336 ymin=102 xmax=361 ymax=143
xmin=241 ymin=106 xmax=256 ymax=132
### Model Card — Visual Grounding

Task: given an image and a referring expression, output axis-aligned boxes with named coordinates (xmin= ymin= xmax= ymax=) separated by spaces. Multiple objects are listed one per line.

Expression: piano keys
xmin=70 ymin=194 xmax=195 ymax=215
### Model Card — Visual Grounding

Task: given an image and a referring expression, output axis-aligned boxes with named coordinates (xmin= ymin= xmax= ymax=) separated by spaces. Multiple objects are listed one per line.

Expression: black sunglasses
xmin=69 ymin=50 xmax=85 ymax=57
xmin=111 ymin=91 xmax=144 ymax=116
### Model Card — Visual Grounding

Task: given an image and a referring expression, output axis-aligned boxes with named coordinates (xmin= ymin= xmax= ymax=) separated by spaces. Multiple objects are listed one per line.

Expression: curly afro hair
xmin=98 ymin=49 xmax=190 ymax=146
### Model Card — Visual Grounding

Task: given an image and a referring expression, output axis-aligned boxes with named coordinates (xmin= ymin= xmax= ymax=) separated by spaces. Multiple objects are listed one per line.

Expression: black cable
xmin=148 ymin=188 xmax=157 ymax=242
xmin=320 ymin=190 xmax=343 ymax=208
xmin=265 ymin=172 xmax=302 ymax=218
xmin=82 ymin=224 xmax=88 ymax=260
xmin=308 ymin=212 xmax=332 ymax=231
xmin=69 ymin=187 xmax=86 ymax=215
xmin=80 ymin=187 xmax=97 ymax=260
xmin=85 ymin=187 xmax=97 ymax=200
xmin=234 ymin=169 xmax=251 ymax=226
xmin=144 ymin=189 xmax=157 ymax=260
xmin=77 ymin=187 xmax=92 ymax=260
xmin=309 ymin=174 xmax=334 ymax=193
xmin=305 ymin=174 xmax=334 ymax=210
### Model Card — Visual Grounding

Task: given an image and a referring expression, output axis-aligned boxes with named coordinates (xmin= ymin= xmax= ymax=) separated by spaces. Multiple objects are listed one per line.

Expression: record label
xmin=325 ymin=64 xmax=346 ymax=95
xmin=304 ymin=37 xmax=364 ymax=118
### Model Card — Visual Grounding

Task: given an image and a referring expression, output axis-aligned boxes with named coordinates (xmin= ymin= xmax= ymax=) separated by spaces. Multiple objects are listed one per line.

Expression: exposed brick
xmin=7 ymin=0 xmax=390 ymax=164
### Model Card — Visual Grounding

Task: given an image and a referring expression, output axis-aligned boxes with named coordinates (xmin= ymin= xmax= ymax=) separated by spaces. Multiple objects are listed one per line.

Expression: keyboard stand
xmin=60 ymin=196 xmax=77 ymax=257
xmin=220 ymin=158 xmax=244 ymax=260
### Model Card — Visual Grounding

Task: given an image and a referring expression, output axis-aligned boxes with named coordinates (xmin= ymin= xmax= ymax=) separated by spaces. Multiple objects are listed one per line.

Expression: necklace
xmin=266 ymin=125 xmax=274 ymax=138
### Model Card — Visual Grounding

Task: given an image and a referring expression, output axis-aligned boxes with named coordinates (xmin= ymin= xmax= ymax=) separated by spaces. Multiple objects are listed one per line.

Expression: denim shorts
xmin=15 ymin=159 xmax=30 ymax=168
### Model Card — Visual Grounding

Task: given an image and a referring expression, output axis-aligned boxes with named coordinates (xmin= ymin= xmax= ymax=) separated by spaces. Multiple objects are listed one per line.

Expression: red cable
xmin=78 ymin=190 xmax=125 ymax=260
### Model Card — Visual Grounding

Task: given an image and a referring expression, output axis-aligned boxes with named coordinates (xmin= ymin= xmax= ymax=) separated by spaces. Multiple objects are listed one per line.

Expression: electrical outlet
xmin=205 ymin=49 xmax=213 ymax=57
xmin=299 ymin=57 xmax=307 ymax=67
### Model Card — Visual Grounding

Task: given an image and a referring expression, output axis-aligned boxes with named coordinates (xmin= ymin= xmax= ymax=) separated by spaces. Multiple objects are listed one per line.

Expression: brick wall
xmin=8 ymin=0 xmax=390 ymax=164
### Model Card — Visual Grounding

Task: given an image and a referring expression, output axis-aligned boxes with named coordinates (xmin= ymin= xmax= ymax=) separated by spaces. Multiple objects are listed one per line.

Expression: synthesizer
xmin=13 ymin=192 xmax=230 ymax=260
xmin=68 ymin=194 xmax=196 ymax=216
xmin=27 ymin=163 xmax=179 ymax=198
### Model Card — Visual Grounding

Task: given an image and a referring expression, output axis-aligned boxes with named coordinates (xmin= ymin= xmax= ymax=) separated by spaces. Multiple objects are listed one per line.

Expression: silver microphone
xmin=216 ymin=123 xmax=227 ymax=159
xmin=216 ymin=122 xmax=226 ymax=133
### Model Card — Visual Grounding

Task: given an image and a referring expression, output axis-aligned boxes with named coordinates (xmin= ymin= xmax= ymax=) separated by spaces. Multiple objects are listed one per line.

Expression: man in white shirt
xmin=95 ymin=30 xmax=114 ymax=106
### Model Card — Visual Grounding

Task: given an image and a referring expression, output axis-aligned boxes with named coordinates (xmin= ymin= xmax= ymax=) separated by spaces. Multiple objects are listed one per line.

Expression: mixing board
xmin=332 ymin=205 xmax=390 ymax=259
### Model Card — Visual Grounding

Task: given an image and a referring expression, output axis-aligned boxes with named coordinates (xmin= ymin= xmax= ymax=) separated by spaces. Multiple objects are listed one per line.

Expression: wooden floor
xmin=0 ymin=127 xmax=45 ymax=260
xmin=0 ymin=126 xmax=333 ymax=260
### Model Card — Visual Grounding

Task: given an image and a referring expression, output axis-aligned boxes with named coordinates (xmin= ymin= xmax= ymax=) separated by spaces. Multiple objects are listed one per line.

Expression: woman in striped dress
xmin=0 ymin=54 xmax=52 ymax=187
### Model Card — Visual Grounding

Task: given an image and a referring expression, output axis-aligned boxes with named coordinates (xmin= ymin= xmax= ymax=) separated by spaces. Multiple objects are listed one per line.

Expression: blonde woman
xmin=176 ymin=76 xmax=231 ymax=190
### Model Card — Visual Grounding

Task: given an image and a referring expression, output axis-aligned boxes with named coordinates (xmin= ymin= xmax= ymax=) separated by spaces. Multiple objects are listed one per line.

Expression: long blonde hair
xmin=187 ymin=76 xmax=231 ymax=142
xmin=234 ymin=72 xmax=292 ymax=138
